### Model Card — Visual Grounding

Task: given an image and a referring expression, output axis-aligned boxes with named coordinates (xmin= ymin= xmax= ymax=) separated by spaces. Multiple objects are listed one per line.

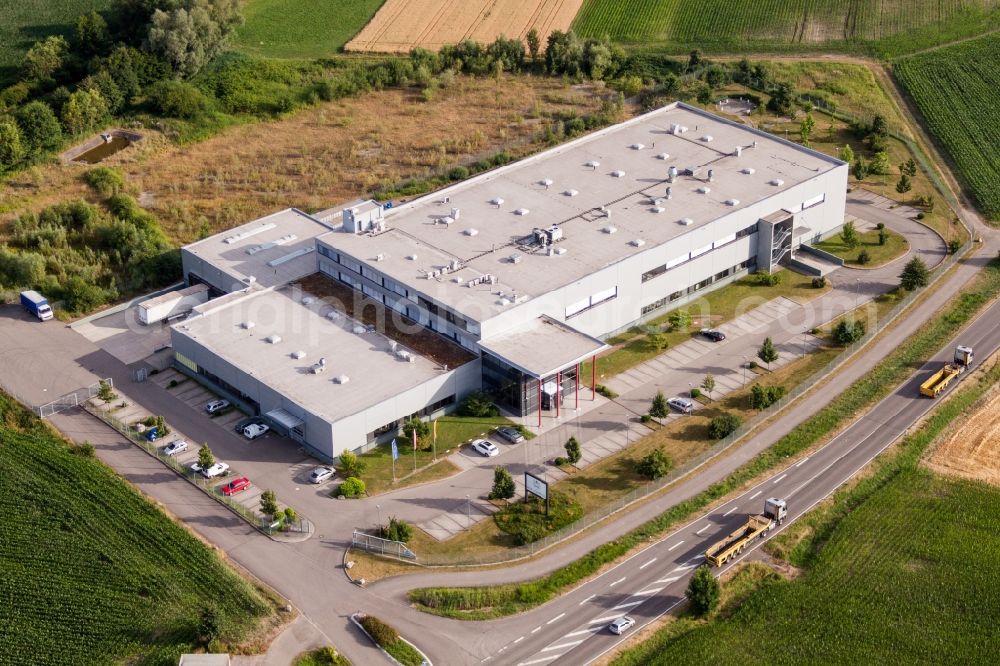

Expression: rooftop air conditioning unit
xmin=334 ymin=375 xmax=350 ymax=384
xmin=407 ymin=254 xmax=418 ymax=261
xmin=770 ymin=179 xmax=784 ymax=186
xmin=540 ymin=178 xmax=553 ymax=188
xmin=451 ymin=207 xmax=461 ymax=220
xmin=735 ymin=146 xmax=743 ymax=157
xmin=374 ymin=253 xmax=385 ymax=262
xmin=449 ymin=259 xmax=461 ymax=271
xmin=453 ymin=276 xmax=464 ymax=284
xmin=509 ymin=253 xmax=523 ymax=264
xmin=630 ymin=143 xmax=645 ymax=150
xmin=725 ymin=199 xmax=740 ymax=206
xmin=701 ymin=135 xmax=713 ymax=142
xmin=395 ymin=350 xmax=410 ymax=361
xmin=651 ymin=206 xmax=665 ymax=214
xmin=553 ymin=247 xmax=567 ymax=255
xmin=353 ymin=325 xmax=366 ymax=334
xmin=242 ymin=321 xmax=255 ymax=330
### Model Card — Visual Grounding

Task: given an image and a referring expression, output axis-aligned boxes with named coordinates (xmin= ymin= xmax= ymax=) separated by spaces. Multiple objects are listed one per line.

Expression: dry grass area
xmin=346 ymin=0 xmax=583 ymax=53
xmin=924 ymin=383 xmax=1000 ymax=486
xmin=0 ymin=76 xmax=604 ymax=245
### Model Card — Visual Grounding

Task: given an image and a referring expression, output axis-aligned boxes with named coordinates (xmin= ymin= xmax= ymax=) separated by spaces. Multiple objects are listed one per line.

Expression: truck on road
xmin=705 ymin=497 xmax=786 ymax=567
xmin=20 ymin=290 xmax=53 ymax=321
xmin=920 ymin=345 xmax=974 ymax=398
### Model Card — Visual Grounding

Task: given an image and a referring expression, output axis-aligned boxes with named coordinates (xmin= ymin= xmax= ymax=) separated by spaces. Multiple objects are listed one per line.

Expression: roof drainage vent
xmin=585 ymin=160 xmax=601 ymax=169
xmin=334 ymin=375 xmax=350 ymax=384
xmin=741 ymin=167 xmax=756 ymax=175
xmin=514 ymin=208 xmax=530 ymax=216
xmin=265 ymin=335 xmax=281 ymax=344
xmin=611 ymin=170 xmax=626 ymax=178
xmin=292 ymin=350 xmax=306 ymax=360
xmin=464 ymin=228 xmax=479 ymax=236
xmin=490 ymin=197 xmax=504 ymax=207
xmin=656 ymin=152 xmax=670 ymax=160
xmin=630 ymin=238 xmax=646 ymax=247
xmin=680 ymin=217 xmax=694 ymax=226
xmin=770 ymin=178 xmax=784 ymax=187
xmin=564 ymin=189 xmax=579 ymax=197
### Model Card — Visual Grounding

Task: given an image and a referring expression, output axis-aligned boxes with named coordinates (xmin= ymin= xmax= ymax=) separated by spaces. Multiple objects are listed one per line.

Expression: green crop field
xmin=233 ymin=0 xmax=386 ymax=59
xmin=895 ymin=34 xmax=1000 ymax=220
xmin=572 ymin=0 xmax=1000 ymax=55
xmin=0 ymin=0 xmax=115 ymax=85
xmin=0 ymin=392 xmax=273 ymax=664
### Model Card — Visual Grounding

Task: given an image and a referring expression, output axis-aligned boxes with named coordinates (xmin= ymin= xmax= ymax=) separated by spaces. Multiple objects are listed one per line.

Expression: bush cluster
xmin=359 ymin=615 xmax=398 ymax=648
xmin=749 ymin=384 xmax=786 ymax=410
xmin=457 ymin=391 xmax=499 ymax=417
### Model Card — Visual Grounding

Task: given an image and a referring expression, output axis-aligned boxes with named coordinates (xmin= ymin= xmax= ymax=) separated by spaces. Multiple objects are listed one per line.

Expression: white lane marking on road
xmin=639 ymin=557 xmax=657 ymax=569
xmin=565 ymin=627 xmax=603 ymax=637
xmin=546 ymin=612 xmax=565 ymax=625
xmin=722 ymin=506 xmax=738 ymax=516
xmin=773 ymin=473 xmax=787 ymax=484
xmin=656 ymin=575 xmax=681 ymax=584
xmin=517 ymin=655 xmax=560 ymax=666
xmin=749 ymin=490 xmax=762 ymax=500
xmin=579 ymin=594 xmax=595 ymax=605
xmin=543 ymin=639 xmax=585 ymax=652
xmin=590 ymin=614 xmax=622 ymax=625
xmin=531 ymin=626 xmax=542 ymax=634
xmin=696 ymin=524 xmax=711 ymax=535
xmin=636 ymin=586 xmax=663 ymax=596
xmin=612 ymin=599 xmax=644 ymax=610
xmin=672 ymin=563 xmax=697 ymax=572
xmin=667 ymin=540 xmax=685 ymax=551
xmin=795 ymin=456 xmax=809 ymax=467
xmin=514 ymin=636 xmax=524 ymax=644
xmin=610 ymin=576 xmax=627 ymax=587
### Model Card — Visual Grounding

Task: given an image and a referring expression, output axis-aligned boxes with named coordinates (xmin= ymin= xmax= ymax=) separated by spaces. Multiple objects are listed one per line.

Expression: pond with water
xmin=74 ymin=136 xmax=132 ymax=163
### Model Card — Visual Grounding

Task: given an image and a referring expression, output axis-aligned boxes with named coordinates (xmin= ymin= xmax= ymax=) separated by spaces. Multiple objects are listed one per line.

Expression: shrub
xmin=494 ymin=493 xmax=582 ymax=545
xmin=553 ymin=456 xmax=568 ymax=466
xmin=857 ymin=249 xmax=871 ymax=265
xmin=380 ymin=516 xmax=413 ymax=543
xmin=85 ymin=167 xmax=125 ymax=197
xmin=687 ymin=565 xmax=720 ymax=616
xmin=833 ymin=319 xmax=867 ymax=345
xmin=74 ymin=441 xmax=96 ymax=457
xmin=565 ymin=436 xmax=582 ymax=464
xmin=489 ymin=466 xmax=516 ymax=500
xmin=875 ymin=222 xmax=886 ymax=230
xmin=948 ymin=240 xmax=961 ymax=254
xmin=259 ymin=489 xmax=279 ymax=517
xmin=146 ymin=79 xmax=213 ymax=119
xmin=899 ymin=257 xmax=930 ymax=291
xmin=749 ymin=384 xmax=786 ymax=410
xmin=690 ymin=387 xmax=703 ymax=399
xmin=359 ymin=615 xmax=398 ymax=648
xmin=283 ymin=506 xmax=297 ymax=524
xmin=458 ymin=390 xmax=499 ymax=417
xmin=749 ymin=271 xmax=781 ymax=286
xmin=636 ymin=448 xmax=672 ymax=480
xmin=708 ymin=413 xmax=741 ymax=439
xmin=812 ymin=276 xmax=827 ymax=288
xmin=447 ymin=166 xmax=470 ymax=181
xmin=596 ymin=384 xmax=618 ymax=399
xmin=916 ymin=212 xmax=925 ymax=220
xmin=748 ymin=360 xmax=760 ymax=370
xmin=15 ymin=101 xmax=62 ymax=154
xmin=337 ymin=451 xmax=366 ymax=479
xmin=402 ymin=417 xmax=430 ymax=448
xmin=641 ymin=414 xmax=652 ymax=423
xmin=339 ymin=477 xmax=366 ymax=498
xmin=649 ymin=390 xmax=669 ymax=418
xmin=667 ymin=309 xmax=692 ymax=330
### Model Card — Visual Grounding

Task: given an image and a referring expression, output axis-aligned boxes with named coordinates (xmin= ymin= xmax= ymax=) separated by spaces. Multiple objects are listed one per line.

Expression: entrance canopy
xmin=478 ymin=316 xmax=608 ymax=379
xmin=265 ymin=408 xmax=304 ymax=430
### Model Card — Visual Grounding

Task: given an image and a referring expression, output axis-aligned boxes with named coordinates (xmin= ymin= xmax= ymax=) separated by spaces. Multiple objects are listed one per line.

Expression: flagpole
xmin=412 ymin=426 xmax=417 ymax=473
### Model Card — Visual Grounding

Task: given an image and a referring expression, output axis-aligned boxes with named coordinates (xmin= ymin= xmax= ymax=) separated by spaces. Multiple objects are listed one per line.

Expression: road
xmin=486 ymin=295 xmax=1000 ymax=666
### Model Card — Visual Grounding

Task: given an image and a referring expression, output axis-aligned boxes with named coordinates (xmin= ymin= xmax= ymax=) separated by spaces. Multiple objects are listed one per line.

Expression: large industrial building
xmin=171 ymin=102 xmax=848 ymax=461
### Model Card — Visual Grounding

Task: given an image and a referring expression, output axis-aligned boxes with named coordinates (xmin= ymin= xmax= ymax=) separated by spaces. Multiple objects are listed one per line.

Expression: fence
xmin=412 ymin=236 xmax=973 ymax=566
xmin=352 ymin=530 xmax=417 ymax=560
xmin=38 ymin=378 xmax=114 ymax=418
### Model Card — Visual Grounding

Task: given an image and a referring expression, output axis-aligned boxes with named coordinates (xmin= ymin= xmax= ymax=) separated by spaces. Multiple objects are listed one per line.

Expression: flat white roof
xmin=478 ymin=316 xmax=608 ymax=378
xmin=184 ymin=208 xmax=336 ymax=289
xmin=321 ymin=102 xmax=841 ymax=320
xmin=173 ymin=285 xmax=450 ymax=423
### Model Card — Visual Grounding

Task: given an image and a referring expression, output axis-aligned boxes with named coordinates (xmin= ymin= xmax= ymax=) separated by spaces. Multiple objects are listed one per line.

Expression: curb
xmin=350 ymin=614 xmax=432 ymax=666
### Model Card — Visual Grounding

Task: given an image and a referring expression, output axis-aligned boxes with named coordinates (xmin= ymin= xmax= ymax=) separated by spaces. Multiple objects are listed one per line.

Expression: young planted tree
xmin=260 ymin=489 xmax=279 ymax=517
xmin=852 ymin=156 xmax=868 ymax=182
xmin=649 ymin=391 xmax=669 ymax=419
xmin=381 ymin=517 xmax=413 ymax=543
xmin=709 ymin=414 xmax=742 ymax=439
xmin=197 ymin=444 xmax=214 ymax=470
xmin=900 ymin=158 xmax=917 ymax=177
xmin=896 ymin=173 xmax=912 ymax=194
xmin=667 ymin=309 xmax=692 ymax=330
xmin=833 ymin=319 xmax=866 ymax=345
xmin=489 ymin=466 xmax=516 ymax=500
xmin=878 ymin=228 xmax=889 ymax=246
xmin=899 ymin=257 xmax=930 ymax=291
xmin=647 ymin=331 xmax=668 ymax=351
xmin=838 ymin=144 xmax=854 ymax=164
xmin=636 ymin=448 xmax=672 ymax=480
xmin=857 ymin=249 xmax=872 ymax=265
xmin=701 ymin=374 xmax=716 ymax=399
xmin=402 ymin=417 xmax=431 ymax=449
xmin=798 ymin=113 xmax=815 ymax=146
xmin=687 ymin=565 xmax=720 ymax=616
xmin=758 ymin=337 xmax=778 ymax=370
xmin=338 ymin=450 xmax=366 ymax=479
xmin=840 ymin=220 xmax=859 ymax=249
xmin=564 ymin=437 xmax=582 ymax=464
xmin=97 ymin=380 xmax=116 ymax=407
xmin=526 ymin=28 xmax=540 ymax=61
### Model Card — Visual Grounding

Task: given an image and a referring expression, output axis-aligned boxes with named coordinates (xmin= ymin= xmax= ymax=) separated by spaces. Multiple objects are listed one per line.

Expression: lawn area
xmin=234 ymin=0 xmax=386 ymax=58
xmin=356 ymin=415 xmax=526 ymax=496
xmin=0 ymin=390 xmax=276 ymax=664
xmin=585 ymin=270 xmax=828 ymax=380
xmin=294 ymin=647 xmax=351 ymax=666
xmin=812 ymin=227 xmax=908 ymax=267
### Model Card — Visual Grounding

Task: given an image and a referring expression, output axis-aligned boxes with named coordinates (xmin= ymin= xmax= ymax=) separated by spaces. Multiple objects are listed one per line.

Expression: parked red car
xmin=221 ymin=477 xmax=251 ymax=496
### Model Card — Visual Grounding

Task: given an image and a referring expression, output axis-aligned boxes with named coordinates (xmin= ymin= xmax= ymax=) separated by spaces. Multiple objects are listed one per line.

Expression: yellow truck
xmin=920 ymin=346 xmax=974 ymax=398
xmin=705 ymin=498 xmax=786 ymax=567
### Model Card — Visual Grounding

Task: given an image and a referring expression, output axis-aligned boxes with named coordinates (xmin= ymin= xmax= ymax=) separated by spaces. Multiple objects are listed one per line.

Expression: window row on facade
xmin=640 ymin=257 xmax=757 ymax=316
xmin=641 ymin=223 xmax=759 ymax=284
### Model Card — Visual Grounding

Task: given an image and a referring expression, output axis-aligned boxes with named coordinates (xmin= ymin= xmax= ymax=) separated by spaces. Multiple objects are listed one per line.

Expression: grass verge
xmin=294 ymin=646 xmax=352 ymax=666
xmin=610 ymin=358 xmax=1000 ymax=665
xmin=813 ymin=227 xmax=908 ymax=267
xmin=407 ymin=256 xmax=1000 ymax=619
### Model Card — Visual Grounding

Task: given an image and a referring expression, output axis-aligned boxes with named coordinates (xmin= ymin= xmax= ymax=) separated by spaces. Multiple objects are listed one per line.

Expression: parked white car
xmin=205 ymin=399 xmax=231 ymax=414
xmin=471 ymin=438 xmax=499 ymax=457
xmin=162 ymin=439 xmax=189 ymax=456
xmin=309 ymin=466 xmax=336 ymax=484
xmin=190 ymin=461 xmax=230 ymax=478
xmin=668 ymin=397 xmax=695 ymax=414
xmin=243 ymin=423 xmax=270 ymax=440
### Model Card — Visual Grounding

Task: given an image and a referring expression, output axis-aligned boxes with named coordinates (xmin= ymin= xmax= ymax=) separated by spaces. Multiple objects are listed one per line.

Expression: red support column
xmin=591 ymin=355 xmax=597 ymax=400
xmin=555 ymin=372 xmax=561 ymax=418
xmin=537 ymin=378 xmax=542 ymax=428
xmin=575 ymin=363 xmax=580 ymax=410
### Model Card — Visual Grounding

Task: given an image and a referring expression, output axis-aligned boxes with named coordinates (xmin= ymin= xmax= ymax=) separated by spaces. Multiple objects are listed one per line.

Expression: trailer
xmin=20 ymin=290 xmax=53 ymax=321
xmin=137 ymin=284 xmax=209 ymax=325
xmin=920 ymin=346 xmax=974 ymax=398
xmin=705 ymin=498 xmax=786 ymax=567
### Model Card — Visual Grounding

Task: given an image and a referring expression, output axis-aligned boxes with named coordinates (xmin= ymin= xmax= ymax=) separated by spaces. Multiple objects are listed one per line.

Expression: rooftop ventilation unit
xmin=352 ymin=325 xmax=366 ymax=334
xmin=265 ymin=335 xmax=281 ymax=344
xmin=697 ymin=186 xmax=711 ymax=194
xmin=243 ymin=276 xmax=257 ymax=285
xmin=725 ymin=199 xmax=740 ymax=206
xmin=464 ymin=228 xmax=479 ymax=237
xmin=292 ymin=350 xmax=306 ymax=359
xmin=508 ymin=253 xmax=523 ymax=264
xmin=540 ymin=178 xmax=553 ymax=188
xmin=651 ymin=206 xmax=665 ymax=214
xmin=603 ymin=226 xmax=617 ymax=234
xmin=680 ymin=217 xmax=694 ymax=226
xmin=389 ymin=341 xmax=398 ymax=352
xmin=326 ymin=311 xmax=340 ymax=321
xmin=630 ymin=143 xmax=645 ymax=150
xmin=302 ymin=296 xmax=314 ymax=305
xmin=439 ymin=216 xmax=455 ymax=226
xmin=533 ymin=225 xmax=563 ymax=246
xmin=701 ymin=135 xmax=713 ymax=142
xmin=668 ymin=165 xmax=678 ymax=182
xmin=453 ymin=276 xmax=464 ymax=283
xmin=334 ymin=375 xmax=350 ymax=384
xmin=770 ymin=179 xmax=784 ymax=187
xmin=741 ymin=167 xmax=756 ymax=175
xmin=374 ymin=253 xmax=385 ymax=262
xmin=648 ymin=197 xmax=662 ymax=205
xmin=683 ymin=166 xmax=699 ymax=176
xmin=735 ymin=146 xmax=743 ymax=157
xmin=707 ymin=169 xmax=714 ymax=182
xmin=665 ymin=186 xmax=673 ymax=199
xmin=553 ymin=247 xmax=567 ymax=255
xmin=242 ymin=321 xmax=255 ymax=330
xmin=490 ymin=197 xmax=504 ymax=207
xmin=449 ymin=259 xmax=461 ymax=271
xmin=656 ymin=153 xmax=670 ymax=160
xmin=310 ymin=357 xmax=327 ymax=374
xmin=513 ymin=294 xmax=530 ymax=304
xmin=224 ymin=222 xmax=278 ymax=245
xmin=407 ymin=254 xmax=418 ymax=261
xmin=564 ymin=189 xmax=579 ymax=197
xmin=585 ymin=160 xmax=600 ymax=169
xmin=670 ymin=124 xmax=689 ymax=134
xmin=395 ymin=349 xmax=411 ymax=361
xmin=611 ymin=170 xmax=626 ymax=178
xmin=450 ymin=207 xmax=461 ymax=220
xmin=497 ymin=297 xmax=512 ymax=307
xmin=630 ymin=239 xmax=646 ymax=247
xmin=514 ymin=208 xmax=530 ymax=216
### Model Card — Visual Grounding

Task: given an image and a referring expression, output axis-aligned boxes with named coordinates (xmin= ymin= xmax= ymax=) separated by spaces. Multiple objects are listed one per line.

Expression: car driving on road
xmin=242 ymin=423 xmax=269 ymax=440
xmin=309 ymin=466 xmax=336 ymax=484
xmin=205 ymin=399 xmax=231 ymax=414
xmin=668 ymin=396 xmax=695 ymax=414
xmin=699 ymin=328 xmax=726 ymax=342
xmin=162 ymin=439 xmax=189 ymax=456
xmin=608 ymin=616 xmax=635 ymax=635
xmin=471 ymin=439 xmax=499 ymax=457
xmin=220 ymin=477 xmax=251 ymax=496
xmin=495 ymin=426 xmax=525 ymax=444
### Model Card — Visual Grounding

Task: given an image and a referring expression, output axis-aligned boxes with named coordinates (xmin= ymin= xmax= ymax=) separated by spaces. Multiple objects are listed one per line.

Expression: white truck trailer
xmin=137 ymin=284 xmax=209 ymax=325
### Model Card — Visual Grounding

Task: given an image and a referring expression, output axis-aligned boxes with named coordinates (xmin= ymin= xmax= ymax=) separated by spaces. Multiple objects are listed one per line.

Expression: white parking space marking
xmin=773 ymin=473 xmax=787 ymax=484
xmin=749 ymin=490 xmax=762 ymax=500
xmin=723 ymin=506 xmax=738 ymax=516
xmin=667 ymin=540 xmax=685 ymax=551
xmin=610 ymin=576 xmax=627 ymax=587
xmin=639 ymin=557 xmax=657 ymax=569
xmin=579 ymin=594 xmax=595 ymax=605
xmin=543 ymin=639 xmax=584 ymax=652
xmin=546 ymin=613 xmax=565 ymax=625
